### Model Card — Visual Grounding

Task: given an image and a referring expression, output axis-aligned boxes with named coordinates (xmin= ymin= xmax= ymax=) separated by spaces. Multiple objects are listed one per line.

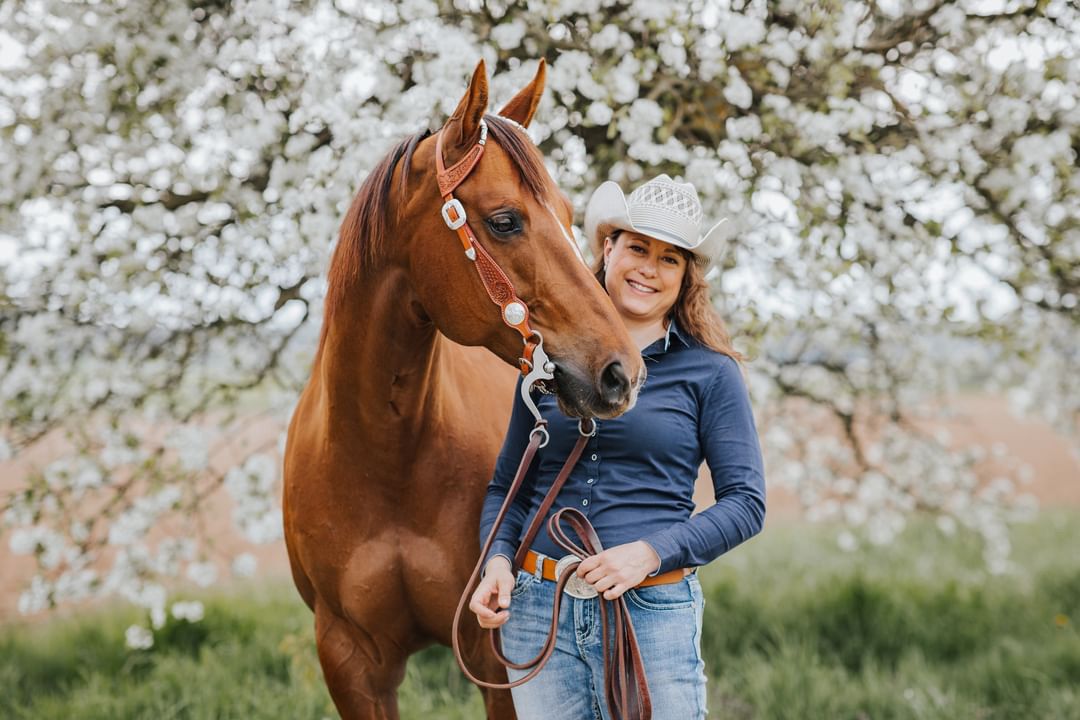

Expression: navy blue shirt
xmin=479 ymin=320 xmax=766 ymax=575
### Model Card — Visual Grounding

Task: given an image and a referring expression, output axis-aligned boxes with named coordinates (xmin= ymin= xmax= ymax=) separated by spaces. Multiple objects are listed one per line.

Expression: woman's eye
xmin=663 ymin=256 xmax=679 ymax=265
xmin=486 ymin=213 xmax=521 ymax=236
xmin=629 ymin=245 xmax=646 ymax=253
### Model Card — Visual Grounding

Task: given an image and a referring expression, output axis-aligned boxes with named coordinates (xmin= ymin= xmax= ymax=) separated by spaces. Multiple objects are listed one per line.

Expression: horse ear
xmin=498 ymin=59 xmax=546 ymax=129
xmin=445 ymin=60 xmax=489 ymax=147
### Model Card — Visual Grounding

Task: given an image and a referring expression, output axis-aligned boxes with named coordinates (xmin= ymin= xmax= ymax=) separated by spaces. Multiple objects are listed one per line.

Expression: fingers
xmin=581 ymin=562 xmax=628 ymax=599
xmin=468 ymin=576 xmax=498 ymax=616
xmin=469 ymin=570 xmax=515 ymax=629
xmin=470 ymin=592 xmax=510 ymax=628
xmin=477 ymin=608 xmax=510 ymax=629
xmin=582 ymin=566 xmax=609 ymax=585
xmin=578 ymin=549 xmax=618 ymax=581
xmin=576 ymin=555 xmax=599 ymax=575
xmin=602 ymin=585 xmax=627 ymax=601
xmin=496 ymin=572 xmax=515 ymax=610
xmin=577 ymin=547 xmax=645 ymax=597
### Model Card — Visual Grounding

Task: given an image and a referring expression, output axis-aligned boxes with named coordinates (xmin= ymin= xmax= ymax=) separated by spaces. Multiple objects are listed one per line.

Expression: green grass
xmin=3 ymin=512 xmax=1078 ymax=719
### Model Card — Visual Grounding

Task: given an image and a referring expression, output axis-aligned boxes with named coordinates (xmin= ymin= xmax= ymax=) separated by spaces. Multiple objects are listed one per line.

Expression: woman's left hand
xmin=576 ymin=541 xmax=662 ymax=600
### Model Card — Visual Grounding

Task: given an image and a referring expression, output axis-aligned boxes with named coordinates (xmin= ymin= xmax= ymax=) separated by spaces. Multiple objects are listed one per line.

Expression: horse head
xmin=396 ymin=60 xmax=644 ymax=419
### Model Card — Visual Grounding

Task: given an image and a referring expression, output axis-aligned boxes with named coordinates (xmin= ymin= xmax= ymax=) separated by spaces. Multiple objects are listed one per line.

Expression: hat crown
xmin=583 ymin=174 xmax=729 ymax=270
xmin=627 ymin=174 xmax=704 ymax=228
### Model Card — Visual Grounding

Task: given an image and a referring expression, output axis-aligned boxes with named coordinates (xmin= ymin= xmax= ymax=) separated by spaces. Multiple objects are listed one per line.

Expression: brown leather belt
xmin=523 ymin=549 xmax=690 ymax=588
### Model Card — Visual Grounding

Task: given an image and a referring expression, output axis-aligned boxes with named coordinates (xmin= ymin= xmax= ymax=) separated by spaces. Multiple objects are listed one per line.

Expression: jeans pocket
xmin=626 ymin=577 xmax=695 ymax=612
xmin=510 ymin=569 xmax=538 ymax=599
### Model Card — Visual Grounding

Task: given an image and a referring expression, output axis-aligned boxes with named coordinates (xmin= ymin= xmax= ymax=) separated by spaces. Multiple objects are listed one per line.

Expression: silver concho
xmin=554 ymin=554 xmax=598 ymax=599
xmin=503 ymin=301 xmax=527 ymax=326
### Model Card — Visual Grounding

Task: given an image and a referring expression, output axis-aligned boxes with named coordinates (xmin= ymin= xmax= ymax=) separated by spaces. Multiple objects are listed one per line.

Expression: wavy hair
xmin=592 ymin=231 xmax=743 ymax=363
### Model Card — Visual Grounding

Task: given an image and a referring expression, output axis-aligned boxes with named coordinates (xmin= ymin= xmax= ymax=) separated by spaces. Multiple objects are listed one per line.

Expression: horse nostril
xmin=599 ymin=361 xmax=631 ymax=405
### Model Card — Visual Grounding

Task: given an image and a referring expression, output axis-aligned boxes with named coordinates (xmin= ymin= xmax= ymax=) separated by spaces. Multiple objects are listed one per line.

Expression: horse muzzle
xmin=551 ymin=358 xmax=641 ymax=420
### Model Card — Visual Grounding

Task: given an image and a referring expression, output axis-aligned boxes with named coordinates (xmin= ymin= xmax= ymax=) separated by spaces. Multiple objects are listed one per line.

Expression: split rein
xmin=450 ymin=417 xmax=651 ymax=720
xmin=434 ymin=118 xmax=651 ymax=719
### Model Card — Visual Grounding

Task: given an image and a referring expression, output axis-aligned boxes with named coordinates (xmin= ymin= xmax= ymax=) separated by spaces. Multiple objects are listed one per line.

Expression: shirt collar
xmin=645 ymin=317 xmax=690 ymax=356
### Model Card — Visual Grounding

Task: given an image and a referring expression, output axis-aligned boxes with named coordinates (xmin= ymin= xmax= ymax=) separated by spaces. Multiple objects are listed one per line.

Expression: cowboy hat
xmin=583 ymin=174 xmax=729 ymax=268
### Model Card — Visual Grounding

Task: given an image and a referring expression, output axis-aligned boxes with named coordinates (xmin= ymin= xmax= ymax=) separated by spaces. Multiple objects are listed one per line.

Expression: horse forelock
xmin=484 ymin=114 xmax=551 ymax=201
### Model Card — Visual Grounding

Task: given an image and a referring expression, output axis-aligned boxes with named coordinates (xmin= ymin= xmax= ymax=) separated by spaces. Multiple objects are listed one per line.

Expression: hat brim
xmin=695 ymin=217 xmax=731 ymax=270
xmin=583 ymin=181 xmax=729 ymax=269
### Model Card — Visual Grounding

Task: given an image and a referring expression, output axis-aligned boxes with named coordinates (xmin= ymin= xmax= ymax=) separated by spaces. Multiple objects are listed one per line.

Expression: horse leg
xmin=455 ymin=622 xmax=518 ymax=720
xmin=481 ymin=685 xmax=517 ymax=719
xmin=314 ymin=601 xmax=407 ymax=720
xmin=284 ymin=532 xmax=316 ymax=611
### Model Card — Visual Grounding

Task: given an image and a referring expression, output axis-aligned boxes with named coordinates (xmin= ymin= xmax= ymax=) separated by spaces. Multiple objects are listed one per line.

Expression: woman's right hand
xmin=469 ymin=555 xmax=516 ymax=629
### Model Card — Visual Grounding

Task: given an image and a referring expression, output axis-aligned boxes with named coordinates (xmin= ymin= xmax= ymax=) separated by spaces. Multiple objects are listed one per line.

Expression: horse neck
xmin=314 ymin=264 xmax=444 ymax=437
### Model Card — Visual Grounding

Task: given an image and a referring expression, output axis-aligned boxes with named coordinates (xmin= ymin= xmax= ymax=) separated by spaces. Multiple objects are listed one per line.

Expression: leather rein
xmin=440 ymin=119 xmax=652 ymax=720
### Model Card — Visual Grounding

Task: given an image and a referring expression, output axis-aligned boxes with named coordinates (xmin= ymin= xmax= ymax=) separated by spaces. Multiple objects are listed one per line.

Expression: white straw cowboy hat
xmin=584 ymin=174 xmax=729 ymax=269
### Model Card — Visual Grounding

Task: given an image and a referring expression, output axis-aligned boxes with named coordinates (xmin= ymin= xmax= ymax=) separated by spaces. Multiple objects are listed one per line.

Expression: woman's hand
xmin=469 ymin=556 xmax=516 ymax=629
xmin=576 ymin=541 xmax=662 ymax=600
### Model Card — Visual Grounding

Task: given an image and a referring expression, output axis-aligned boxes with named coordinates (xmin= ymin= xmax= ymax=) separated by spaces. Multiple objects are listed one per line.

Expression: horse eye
xmin=486 ymin=212 xmax=522 ymax=237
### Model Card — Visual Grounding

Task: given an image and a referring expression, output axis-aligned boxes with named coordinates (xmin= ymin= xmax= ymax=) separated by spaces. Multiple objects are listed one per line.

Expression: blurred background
xmin=1 ymin=0 xmax=1077 ymax=717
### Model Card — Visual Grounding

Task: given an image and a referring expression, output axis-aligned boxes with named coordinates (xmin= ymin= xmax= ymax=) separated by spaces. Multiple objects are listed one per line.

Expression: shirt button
xmin=582 ymin=499 xmax=589 ymax=507
xmin=587 ymin=477 xmax=595 ymax=484
xmin=591 ymin=454 xmax=598 ymax=461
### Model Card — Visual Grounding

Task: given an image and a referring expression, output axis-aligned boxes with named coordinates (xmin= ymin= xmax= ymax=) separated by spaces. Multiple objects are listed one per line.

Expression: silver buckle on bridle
xmin=441 ymin=198 xmax=467 ymax=230
xmin=554 ymin=554 xmax=598 ymax=599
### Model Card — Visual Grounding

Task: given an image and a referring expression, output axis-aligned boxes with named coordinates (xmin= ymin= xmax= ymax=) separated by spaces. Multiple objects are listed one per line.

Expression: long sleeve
xmin=643 ymin=356 xmax=766 ymax=574
xmin=478 ymin=376 xmax=540 ymax=568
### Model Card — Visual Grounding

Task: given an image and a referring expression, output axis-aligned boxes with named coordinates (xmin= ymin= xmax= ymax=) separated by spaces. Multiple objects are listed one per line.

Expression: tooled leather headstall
xmin=434 ymin=118 xmax=554 ymax=424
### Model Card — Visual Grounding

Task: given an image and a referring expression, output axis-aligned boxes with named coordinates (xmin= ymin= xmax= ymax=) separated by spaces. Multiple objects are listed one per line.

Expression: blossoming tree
xmin=1 ymin=0 xmax=1076 ymax=631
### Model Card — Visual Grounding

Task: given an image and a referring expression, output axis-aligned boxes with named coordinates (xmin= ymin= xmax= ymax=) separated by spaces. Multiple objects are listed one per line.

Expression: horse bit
xmin=441 ymin=118 xmax=652 ymax=720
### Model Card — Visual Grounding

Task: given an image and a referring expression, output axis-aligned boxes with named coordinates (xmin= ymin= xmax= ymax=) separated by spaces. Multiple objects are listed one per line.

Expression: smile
xmin=626 ymin=279 xmax=658 ymax=294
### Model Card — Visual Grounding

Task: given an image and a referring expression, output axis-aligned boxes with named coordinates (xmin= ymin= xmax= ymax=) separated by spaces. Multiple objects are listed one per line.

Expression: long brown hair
xmin=592 ymin=231 xmax=743 ymax=363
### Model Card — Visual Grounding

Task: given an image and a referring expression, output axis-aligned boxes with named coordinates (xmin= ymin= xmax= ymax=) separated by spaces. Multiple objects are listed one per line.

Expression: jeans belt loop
xmin=532 ymin=550 xmax=545 ymax=580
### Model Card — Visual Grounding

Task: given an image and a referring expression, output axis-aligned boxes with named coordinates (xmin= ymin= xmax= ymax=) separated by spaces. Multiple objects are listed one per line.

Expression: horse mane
xmin=320 ymin=115 xmax=550 ymax=336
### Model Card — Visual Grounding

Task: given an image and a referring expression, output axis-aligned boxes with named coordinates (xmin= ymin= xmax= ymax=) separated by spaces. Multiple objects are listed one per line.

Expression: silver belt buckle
xmin=554 ymin=554 xmax=598 ymax=599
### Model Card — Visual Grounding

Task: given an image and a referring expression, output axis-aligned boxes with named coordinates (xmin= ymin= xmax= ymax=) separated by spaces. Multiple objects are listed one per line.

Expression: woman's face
xmin=603 ymin=231 xmax=687 ymax=326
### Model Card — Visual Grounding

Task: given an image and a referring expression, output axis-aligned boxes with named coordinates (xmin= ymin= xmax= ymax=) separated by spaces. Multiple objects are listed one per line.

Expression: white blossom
xmin=9 ymin=527 xmax=39 ymax=555
xmin=232 ymin=552 xmax=258 ymax=578
xmin=165 ymin=426 xmax=210 ymax=472
xmin=125 ymin=624 xmax=154 ymax=650
xmin=18 ymin=576 xmax=51 ymax=614
xmin=186 ymin=561 xmax=218 ymax=588
xmin=724 ymin=11 xmax=767 ymax=52
xmin=586 ymin=101 xmax=613 ymax=126
xmin=171 ymin=600 xmax=205 ymax=622
xmin=491 ymin=19 xmax=526 ymax=50
xmin=836 ymin=530 xmax=858 ymax=552
xmin=723 ymin=68 xmax=754 ymax=110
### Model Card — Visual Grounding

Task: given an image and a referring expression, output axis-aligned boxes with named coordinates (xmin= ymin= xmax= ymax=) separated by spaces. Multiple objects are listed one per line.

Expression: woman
xmin=469 ymin=174 xmax=766 ymax=720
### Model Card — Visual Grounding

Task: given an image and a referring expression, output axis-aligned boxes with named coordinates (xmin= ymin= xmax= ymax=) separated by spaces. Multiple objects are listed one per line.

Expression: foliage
xmin=1 ymin=514 xmax=1078 ymax=719
xmin=1 ymin=0 xmax=1077 ymax=618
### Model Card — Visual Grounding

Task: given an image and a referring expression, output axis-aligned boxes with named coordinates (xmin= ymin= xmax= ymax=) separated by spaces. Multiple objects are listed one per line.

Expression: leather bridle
xmin=434 ymin=118 xmax=555 ymax=425
xmin=441 ymin=118 xmax=652 ymax=720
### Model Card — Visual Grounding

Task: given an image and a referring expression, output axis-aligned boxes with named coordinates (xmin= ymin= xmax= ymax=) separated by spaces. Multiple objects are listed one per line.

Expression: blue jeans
xmin=501 ymin=567 xmax=708 ymax=720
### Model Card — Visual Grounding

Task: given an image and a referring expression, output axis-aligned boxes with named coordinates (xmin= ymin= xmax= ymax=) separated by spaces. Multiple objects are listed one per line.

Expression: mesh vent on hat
xmin=629 ymin=180 xmax=704 ymax=225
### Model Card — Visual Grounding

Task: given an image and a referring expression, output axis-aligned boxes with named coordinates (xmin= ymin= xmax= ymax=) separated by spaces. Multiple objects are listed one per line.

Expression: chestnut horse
xmin=283 ymin=60 xmax=645 ymax=719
